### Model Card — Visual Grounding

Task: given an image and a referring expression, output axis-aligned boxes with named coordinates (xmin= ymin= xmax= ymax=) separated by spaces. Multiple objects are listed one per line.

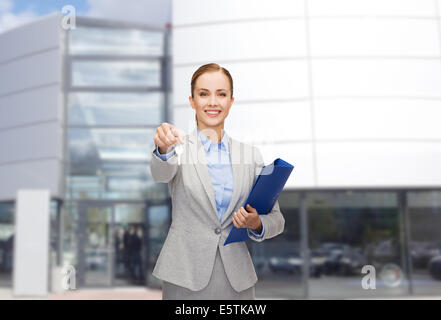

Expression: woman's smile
xmin=205 ymin=109 xmax=222 ymax=117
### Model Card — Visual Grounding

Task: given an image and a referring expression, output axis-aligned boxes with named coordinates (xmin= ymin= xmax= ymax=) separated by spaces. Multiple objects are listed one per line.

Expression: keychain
xmin=175 ymin=144 xmax=183 ymax=166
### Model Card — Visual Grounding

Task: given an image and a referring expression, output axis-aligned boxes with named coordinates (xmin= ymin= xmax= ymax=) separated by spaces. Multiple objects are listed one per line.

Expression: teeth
xmin=206 ymin=111 xmax=220 ymax=114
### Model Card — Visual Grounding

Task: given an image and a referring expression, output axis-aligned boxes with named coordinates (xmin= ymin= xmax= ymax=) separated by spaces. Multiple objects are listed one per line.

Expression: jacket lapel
xmin=221 ymin=136 xmax=243 ymax=226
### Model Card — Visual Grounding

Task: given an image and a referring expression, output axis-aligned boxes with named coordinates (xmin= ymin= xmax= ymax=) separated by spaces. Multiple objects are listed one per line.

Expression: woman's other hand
xmin=232 ymin=204 xmax=262 ymax=233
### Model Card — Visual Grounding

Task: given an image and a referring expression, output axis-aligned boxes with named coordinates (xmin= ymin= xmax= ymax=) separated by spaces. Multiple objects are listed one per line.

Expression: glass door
xmin=78 ymin=202 xmax=114 ymax=287
xmin=113 ymin=203 xmax=147 ymax=286
xmin=77 ymin=201 xmax=148 ymax=288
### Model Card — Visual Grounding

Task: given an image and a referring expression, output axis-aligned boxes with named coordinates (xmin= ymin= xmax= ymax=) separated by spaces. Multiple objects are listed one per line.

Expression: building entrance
xmin=77 ymin=201 xmax=148 ymax=287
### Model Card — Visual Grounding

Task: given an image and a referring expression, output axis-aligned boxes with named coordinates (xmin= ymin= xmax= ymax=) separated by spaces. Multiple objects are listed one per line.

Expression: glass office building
xmin=0 ymin=14 xmax=172 ymax=290
xmin=64 ymin=17 xmax=172 ymax=288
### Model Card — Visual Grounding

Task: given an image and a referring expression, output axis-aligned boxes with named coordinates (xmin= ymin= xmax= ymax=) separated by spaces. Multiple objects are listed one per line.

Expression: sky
xmin=0 ymin=0 xmax=171 ymax=34
xmin=12 ymin=0 xmax=89 ymax=15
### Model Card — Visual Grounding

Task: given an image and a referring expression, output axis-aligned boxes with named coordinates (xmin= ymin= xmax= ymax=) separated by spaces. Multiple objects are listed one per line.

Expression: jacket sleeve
xmin=150 ymin=145 xmax=179 ymax=183
xmin=247 ymin=146 xmax=285 ymax=242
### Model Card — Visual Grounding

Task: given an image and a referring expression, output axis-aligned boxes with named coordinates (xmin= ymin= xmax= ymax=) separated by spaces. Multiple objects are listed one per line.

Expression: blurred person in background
xmin=130 ymin=225 xmax=144 ymax=284
xmin=123 ymin=226 xmax=132 ymax=278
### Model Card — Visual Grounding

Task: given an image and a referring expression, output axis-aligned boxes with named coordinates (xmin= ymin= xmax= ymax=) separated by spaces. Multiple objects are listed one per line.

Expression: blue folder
xmin=224 ymin=158 xmax=294 ymax=246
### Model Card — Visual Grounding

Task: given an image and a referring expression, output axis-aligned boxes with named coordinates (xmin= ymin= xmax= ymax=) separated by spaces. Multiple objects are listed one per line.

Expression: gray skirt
xmin=162 ymin=248 xmax=255 ymax=300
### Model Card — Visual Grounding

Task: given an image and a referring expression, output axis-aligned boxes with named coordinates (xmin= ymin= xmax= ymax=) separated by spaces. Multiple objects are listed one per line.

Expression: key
xmin=175 ymin=144 xmax=183 ymax=165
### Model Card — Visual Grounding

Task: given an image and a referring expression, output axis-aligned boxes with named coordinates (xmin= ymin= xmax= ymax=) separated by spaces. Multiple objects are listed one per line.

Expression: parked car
xmin=269 ymin=251 xmax=301 ymax=275
xmin=268 ymin=250 xmax=324 ymax=277
xmin=310 ymin=249 xmax=326 ymax=278
xmin=428 ymin=255 xmax=441 ymax=280
xmin=411 ymin=241 xmax=441 ymax=269
xmin=337 ymin=250 xmax=366 ymax=276
xmin=372 ymin=239 xmax=400 ymax=265
xmin=320 ymin=243 xmax=366 ymax=276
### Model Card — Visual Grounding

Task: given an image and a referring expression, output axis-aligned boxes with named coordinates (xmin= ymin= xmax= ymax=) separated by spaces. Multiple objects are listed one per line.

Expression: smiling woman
xmin=150 ymin=63 xmax=285 ymax=300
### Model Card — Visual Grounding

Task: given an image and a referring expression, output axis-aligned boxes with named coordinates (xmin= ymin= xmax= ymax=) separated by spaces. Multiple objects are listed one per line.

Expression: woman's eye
xmin=200 ymin=93 xmax=207 ymax=96
xmin=219 ymin=93 xmax=226 ymax=96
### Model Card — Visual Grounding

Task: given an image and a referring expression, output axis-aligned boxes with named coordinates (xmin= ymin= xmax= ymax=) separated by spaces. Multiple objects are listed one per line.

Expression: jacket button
xmin=214 ymin=227 xmax=221 ymax=235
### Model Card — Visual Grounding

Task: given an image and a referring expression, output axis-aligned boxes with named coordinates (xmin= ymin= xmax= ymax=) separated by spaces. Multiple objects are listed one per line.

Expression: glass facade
xmin=64 ymin=20 xmax=170 ymax=288
xmin=306 ymin=191 xmax=407 ymax=299
xmin=250 ymin=192 xmax=303 ymax=299
xmin=69 ymin=26 xmax=164 ymax=56
xmin=69 ymin=92 xmax=163 ymax=126
xmin=71 ymin=60 xmax=161 ymax=87
xmin=251 ymin=190 xmax=441 ymax=299
xmin=0 ymin=203 xmax=14 ymax=287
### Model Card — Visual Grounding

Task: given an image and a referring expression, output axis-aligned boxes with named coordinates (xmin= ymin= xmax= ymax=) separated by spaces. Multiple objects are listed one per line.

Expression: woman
xmin=151 ymin=63 xmax=285 ymax=299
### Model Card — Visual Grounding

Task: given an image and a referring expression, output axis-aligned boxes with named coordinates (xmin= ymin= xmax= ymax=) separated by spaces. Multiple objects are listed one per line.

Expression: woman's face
xmin=189 ymin=71 xmax=234 ymax=131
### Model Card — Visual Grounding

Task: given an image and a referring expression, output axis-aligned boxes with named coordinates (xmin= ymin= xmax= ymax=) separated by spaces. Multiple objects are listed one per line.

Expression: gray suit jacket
xmin=150 ymin=128 xmax=285 ymax=292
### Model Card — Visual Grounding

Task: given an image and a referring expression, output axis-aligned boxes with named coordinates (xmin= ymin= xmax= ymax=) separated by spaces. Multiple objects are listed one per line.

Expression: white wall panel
xmin=0 ymin=49 xmax=61 ymax=96
xmin=312 ymin=59 xmax=441 ymax=97
xmin=315 ymin=99 xmax=441 ymax=140
xmin=173 ymin=0 xmax=441 ymax=189
xmin=225 ymin=101 xmax=312 ymax=143
xmin=308 ymin=0 xmax=437 ymax=16
xmin=256 ymin=142 xmax=314 ymax=188
xmin=316 ymin=142 xmax=441 ymax=187
xmin=173 ymin=60 xmax=309 ymax=106
xmin=0 ymin=15 xmax=64 ymax=202
xmin=173 ymin=0 xmax=305 ymax=26
xmin=0 ymin=123 xmax=63 ymax=164
xmin=0 ymin=160 xmax=63 ymax=200
xmin=309 ymin=18 xmax=440 ymax=56
xmin=173 ymin=19 xmax=306 ymax=65
xmin=173 ymin=106 xmax=195 ymax=135
xmin=0 ymin=13 xmax=61 ymax=64
xmin=13 ymin=189 xmax=50 ymax=297
xmin=0 ymin=85 xmax=62 ymax=130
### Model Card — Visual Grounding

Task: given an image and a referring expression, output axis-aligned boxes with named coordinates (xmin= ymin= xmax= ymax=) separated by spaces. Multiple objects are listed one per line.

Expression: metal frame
xmin=398 ymin=191 xmax=414 ymax=295
xmin=69 ymin=55 xmax=164 ymax=61
xmin=68 ymin=86 xmax=163 ymax=93
xmin=75 ymin=16 xmax=167 ymax=32
xmin=299 ymin=191 xmax=309 ymax=299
